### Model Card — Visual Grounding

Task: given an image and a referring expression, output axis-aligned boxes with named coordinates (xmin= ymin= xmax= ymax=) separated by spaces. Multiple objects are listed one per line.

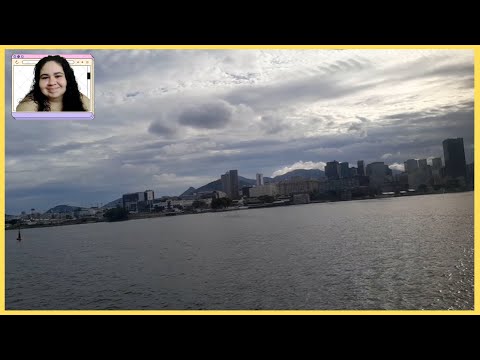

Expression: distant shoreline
xmin=5 ymin=190 xmax=472 ymax=231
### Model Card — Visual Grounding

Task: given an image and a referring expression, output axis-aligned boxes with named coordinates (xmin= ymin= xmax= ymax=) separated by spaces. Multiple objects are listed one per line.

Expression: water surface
xmin=6 ymin=192 xmax=474 ymax=311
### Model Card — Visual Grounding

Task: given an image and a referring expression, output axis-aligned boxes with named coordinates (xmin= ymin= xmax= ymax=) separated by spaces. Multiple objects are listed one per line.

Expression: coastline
xmin=5 ymin=190 xmax=471 ymax=231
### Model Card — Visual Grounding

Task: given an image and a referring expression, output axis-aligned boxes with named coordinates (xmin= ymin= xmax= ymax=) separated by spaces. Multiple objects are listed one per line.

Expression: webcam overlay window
xmin=11 ymin=54 xmax=94 ymax=119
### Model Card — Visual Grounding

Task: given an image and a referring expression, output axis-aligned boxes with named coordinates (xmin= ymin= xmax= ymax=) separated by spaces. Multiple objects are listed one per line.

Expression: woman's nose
xmin=47 ymin=76 xmax=56 ymax=85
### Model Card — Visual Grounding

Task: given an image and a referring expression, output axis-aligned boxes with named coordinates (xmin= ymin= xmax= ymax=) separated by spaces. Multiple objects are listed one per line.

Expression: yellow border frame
xmin=1 ymin=45 xmax=477 ymax=315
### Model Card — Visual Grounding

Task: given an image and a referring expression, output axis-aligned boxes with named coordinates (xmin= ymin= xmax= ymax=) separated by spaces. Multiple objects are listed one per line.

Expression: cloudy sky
xmin=5 ymin=49 xmax=474 ymax=214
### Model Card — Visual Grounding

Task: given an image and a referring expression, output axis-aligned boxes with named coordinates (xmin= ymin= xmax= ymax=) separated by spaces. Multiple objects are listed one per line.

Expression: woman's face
xmin=39 ymin=61 xmax=67 ymax=101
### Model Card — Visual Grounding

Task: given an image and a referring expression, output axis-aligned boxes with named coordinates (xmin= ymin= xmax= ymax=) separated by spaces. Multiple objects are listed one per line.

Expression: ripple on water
xmin=5 ymin=192 xmax=474 ymax=310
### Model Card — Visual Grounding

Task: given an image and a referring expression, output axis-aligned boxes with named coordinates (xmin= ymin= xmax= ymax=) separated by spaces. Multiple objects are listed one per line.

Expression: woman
xmin=16 ymin=55 xmax=90 ymax=112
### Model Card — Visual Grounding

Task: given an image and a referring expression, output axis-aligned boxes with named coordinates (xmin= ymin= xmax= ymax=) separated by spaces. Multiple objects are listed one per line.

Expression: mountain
xmin=179 ymin=169 xmax=326 ymax=196
xmin=238 ymin=176 xmax=256 ymax=186
xmin=180 ymin=176 xmax=262 ymax=196
xmin=44 ymin=204 xmax=82 ymax=214
xmin=102 ymin=198 xmax=122 ymax=209
xmin=180 ymin=187 xmax=197 ymax=197
xmin=195 ymin=179 xmax=223 ymax=193
xmin=272 ymin=169 xmax=325 ymax=182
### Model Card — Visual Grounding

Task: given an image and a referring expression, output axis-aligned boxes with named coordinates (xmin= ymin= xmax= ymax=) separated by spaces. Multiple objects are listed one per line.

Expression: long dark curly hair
xmin=23 ymin=55 xmax=86 ymax=111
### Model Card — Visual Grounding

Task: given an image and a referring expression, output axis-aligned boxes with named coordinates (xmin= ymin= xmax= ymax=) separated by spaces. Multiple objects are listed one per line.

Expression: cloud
xmin=4 ymin=49 xmax=474 ymax=214
xmin=356 ymin=116 xmax=370 ymax=122
xmin=178 ymin=100 xmax=234 ymax=129
xmin=272 ymin=161 xmax=327 ymax=177
xmin=259 ymin=114 xmax=293 ymax=134
xmin=148 ymin=121 xmax=176 ymax=137
xmin=224 ymin=72 xmax=375 ymax=112
xmin=389 ymin=162 xmax=405 ymax=172
xmin=347 ymin=122 xmax=364 ymax=132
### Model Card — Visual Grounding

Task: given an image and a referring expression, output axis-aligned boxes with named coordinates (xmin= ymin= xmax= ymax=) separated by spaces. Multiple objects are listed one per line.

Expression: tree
xmin=103 ymin=206 xmax=129 ymax=222
xmin=433 ymin=184 xmax=443 ymax=191
xmin=211 ymin=197 xmax=232 ymax=209
xmin=258 ymin=195 xmax=274 ymax=203
xmin=445 ymin=179 xmax=460 ymax=191
xmin=418 ymin=184 xmax=427 ymax=193
xmin=327 ymin=190 xmax=340 ymax=201
xmin=351 ymin=188 xmax=365 ymax=199
xmin=192 ymin=200 xmax=207 ymax=209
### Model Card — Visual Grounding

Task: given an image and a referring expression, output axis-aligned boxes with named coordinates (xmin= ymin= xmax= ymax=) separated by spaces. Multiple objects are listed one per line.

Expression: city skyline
xmin=5 ymin=49 xmax=474 ymax=214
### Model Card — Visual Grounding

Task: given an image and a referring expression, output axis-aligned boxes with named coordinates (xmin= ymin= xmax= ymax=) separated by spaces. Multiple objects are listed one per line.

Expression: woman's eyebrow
xmin=40 ymin=71 xmax=65 ymax=76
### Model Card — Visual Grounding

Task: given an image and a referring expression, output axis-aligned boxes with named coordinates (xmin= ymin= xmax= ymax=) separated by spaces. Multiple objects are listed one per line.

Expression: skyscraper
xmin=431 ymin=157 xmax=444 ymax=185
xmin=431 ymin=157 xmax=442 ymax=170
xmin=325 ymin=161 xmax=340 ymax=180
xmin=418 ymin=159 xmax=428 ymax=169
xmin=366 ymin=162 xmax=386 ymax=188
xmin=443 ymin=138 xmax=467 ymax=179
xmin=340 ymin=162 xmax=350 ymax=178
xmin=221 ymin=173 xmax=230 ymax=196
xmin=221 ymin=170 xmax=240 ymax=199
xmin=404 ymin=159 xmax=419 ymax=174
xmin=357 ymin=160 xmax=365 ymax=176
xmin=256 ymin=173 xmax=264 ymax=186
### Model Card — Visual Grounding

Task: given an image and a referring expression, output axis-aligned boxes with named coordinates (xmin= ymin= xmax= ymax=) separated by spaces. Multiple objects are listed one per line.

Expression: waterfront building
xmin=404 ymin=159 xmax=419 ymax=174
xmin=221 ymin=170 xmax=240 ymax=199
xmin=325 ymin=161 xmax=340 ymax=180
xmin=249 ymin=183 xmax=278 ymax=198
xmin=357 ymin=160 xmax=365 ymax=176
xmin=443 ymin=138 xmax=467 ymax=180
xmin=340 ymin=162 xmax=350 ymax=178
xmin=256 ymin=173 xmax=264 ymax=186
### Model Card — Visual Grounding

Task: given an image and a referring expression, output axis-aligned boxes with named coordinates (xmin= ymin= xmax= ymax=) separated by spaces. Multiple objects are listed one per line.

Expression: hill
xmin=44 ymin=204 xmax=82 ymax=214
xmin=180 ymin=187 xmax=197 ymax=197
xmin=102 ymin=198 xmax=123 ymax=209
xmin=272 ymin=169 xmax=325 ymax=182
xmin=182 ymin=176 xmax=256 ymax=195
xmin=194 ymin=178 xmax=223 ymax=193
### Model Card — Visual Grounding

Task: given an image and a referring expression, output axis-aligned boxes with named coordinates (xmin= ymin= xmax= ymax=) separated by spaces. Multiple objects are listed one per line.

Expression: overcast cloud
xmin=5 ymin=49 xmax=474 ymax=214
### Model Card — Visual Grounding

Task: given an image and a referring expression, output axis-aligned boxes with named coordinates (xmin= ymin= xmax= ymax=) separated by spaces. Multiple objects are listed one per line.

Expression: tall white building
xmin=256 ymin=173 xmax=264 ymax=186
xmin=145 ymin=190 xmax=154 ymax=201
